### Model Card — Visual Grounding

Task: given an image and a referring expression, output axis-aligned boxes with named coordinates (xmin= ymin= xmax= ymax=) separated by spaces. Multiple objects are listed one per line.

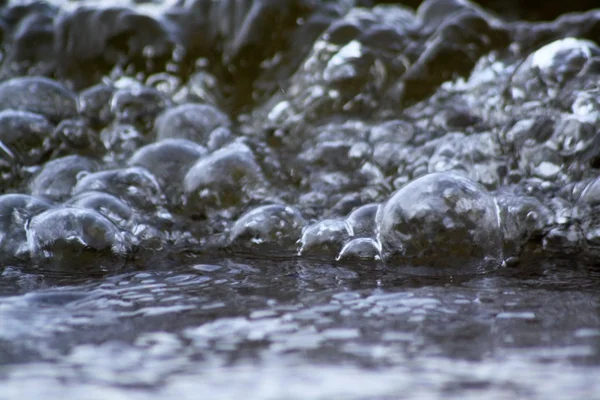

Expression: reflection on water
xmin=1 ymin=257 xmax=599 ymax=399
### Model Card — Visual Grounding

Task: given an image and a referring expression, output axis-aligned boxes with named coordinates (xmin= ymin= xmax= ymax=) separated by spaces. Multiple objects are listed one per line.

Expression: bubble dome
xmin=376 ymin=171 xmax=503 ymax=275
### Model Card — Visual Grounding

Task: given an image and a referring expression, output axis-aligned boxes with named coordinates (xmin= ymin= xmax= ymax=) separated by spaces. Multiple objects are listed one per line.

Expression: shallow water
xmin=2 ymin=256 xmax=600 ymax=399
xmin=2 ymin=0 xmax=600 ymax=398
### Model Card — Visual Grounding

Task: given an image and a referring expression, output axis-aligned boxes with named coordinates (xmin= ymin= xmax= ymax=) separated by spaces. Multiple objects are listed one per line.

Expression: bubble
xmin=376 ymin=172 xmax=503 ymax=275
xmin=174 ymin=71 xmax=223 ymax=106
xmin=512 ymin=38 xmax=600 ymax=101
xmin=298 ymin=219 xmax=351 ymax=257
xmin=0 ymin=76 xmax=77 ymax=122
xmin=72 ymin=166 xmax=166 ymax=212
xmin=145 ymin=72 xmax=181 ymax=97
xmin=551 ymin=117 xmax=596 ymax=158
xmin=155 ymin=103 xmax=231 ymax=145
xmin=345 ymin=203 xmax=380 ymax=237
xmin=369 ymin=120 xmax=414 ymax=144
xmin=66 ymin=191 xmax=134 ymax=228
xmin=573 ymin=176 xmax=600 ymax=255
xmin=428 ymin=132 xmax=503 ymax=189
xmin=417 ymin=0 xmax=472 ymax=32
xmin=577 ymin=176 xmax=600 ymax=207
xmin=0 ymin=110 xmax=54 ymax=166
xmin=183 ymin=142 xmax=266 ymax=216
xmin=206 ymin=126 xmax=234 ymax=151
xmin=496 ymin=194 xmax=552 ymax=257
xmin=372 ymin=142 xmax=407 ymax=173
xmin=78 ymin=84 xmax=115 ymax=126
xmin=26 ymin=207 xmax=133 ymax=272
xmin=100 ymin=124 xmax=146 ymax=160
xmin=111 ymin=86 xmax=171 ymax=129
xmin=336 ymin=237 xmax=381 ymax=262
xmin=47 ymin=118 xmax=105 ymax=158
xmin=29 ymin=155 xmax=98 ymax=201
xmin=504 ymin=117 xmax=554 ymax=148
xmin=530 ymin=38 xmax=600 ymax=85
xmin=128 ymin=139 xmax=207 ymax=204
xmin=543 ymin=225 xmax=582 ymax=254
xmin=298 ymin=141 xmax=355 ymax=170
xmin=0 ymin=194 xmax=52 ymax=262
xmin=229 ymin=204 xmax=306 ymax=250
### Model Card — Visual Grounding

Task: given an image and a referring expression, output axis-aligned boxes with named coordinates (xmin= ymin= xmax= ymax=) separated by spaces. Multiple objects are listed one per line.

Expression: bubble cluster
xmin=0 ymin=0 xmax=598 ymax=276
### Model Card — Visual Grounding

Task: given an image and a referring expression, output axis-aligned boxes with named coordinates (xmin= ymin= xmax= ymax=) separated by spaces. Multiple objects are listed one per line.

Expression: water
xmin=2 ymin=0 xmax=600 ymax=398
xmin=1 ymin=258 xmax=600 ymax=399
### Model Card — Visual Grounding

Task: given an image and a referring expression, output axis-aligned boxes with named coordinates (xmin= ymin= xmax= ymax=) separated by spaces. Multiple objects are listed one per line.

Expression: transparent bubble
xmin=174 ymin=71 xmax=223 ymax=106
xmin=47 ymin=118 xmax=105 ymax=159
xmin=72 ymin=166 xmax=166 ymax=212
xmin=298 ymin=140 xmax=357 ymax=171
xmin=577 ymin=176 xmax=600 ymax=207
xmin=0 ymin=76 xmax=77 ymax=122
xmin=551 ymin=117 xmax=596 ymax=158
xmin=155 ymin=103 xmax=231 ymax=145
xmin=298 ymin=219 xmax=351 ymax=257
xmin=0 ymin=194 xmax=52 ymax=262
xmin=128 ymin=139 xmax=207 ymax=204
xmin=145 ymin=72 xmax=181 ymax=97
xmin=336 ymin=237 xmax=381 ymax=262
xmin=0 ymin=110 xmax=54 ymax=166
xmin=511 ymin=38 xmax=600 ymax=100
xmin=229 ymin=204 xmax=306 ymax=250
xmin=369 ymin=120 xmax=414 ymax=144
xmin=376 ymin=172 xmax=503 ymax=275
xmin=78 ymin=84 xmax=115 ymax=126
xmin=428 ymin=132 xmax=503 ymax=189
xmin=29 ymin=155 xmax=98 ymax=201
xmin=183 ymin=142 xmax=266 ymax=217
xmin=529 ymin=38 xmax=600 ymax=86
xmin=207 ymin=127 xmax=233 ymax=151
xmin=100 ymin=124 xmax=146 ymax=161
xmin=496 ymin=194 xmax=552 ymax=257
xmin=372 ymin=142 xmax=408 ymax=173
xmin=26 ymin=207 xmax=133 ymax=272
xmin=575 ymin=176 xmax=600 ymax=255
xmin=345 ymin=203 xmax=380 ymax=237
xmin=66 ymin=191 xmax=134 ymax=228
xmin=110 ymin=86 xmax=171 ymax=129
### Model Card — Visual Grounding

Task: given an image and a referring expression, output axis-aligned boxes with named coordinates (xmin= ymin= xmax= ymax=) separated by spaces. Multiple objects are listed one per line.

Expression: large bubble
xmin=29 ymin=155 xmax=98 ymax=201
xmin=66 ymin=191 xmax=134 ymax=228
xmin=298 ymin=219 xmax=351 ymax=257
xmin=183 ymin=141 xmax=267 ymax=217
xmin=127 ymin=139 xmax=207 ymax=205
xmin=229 ymin=204 xmax=306 ymax=251
xmin=0 ymin=76 xmax=77 ymax=122
xmin=25 ymin=207 xmax=133 ymax=272
xmin=511 ymin=38 xmax=600 ymax=101
xmin=72 ymin=167 xmax=166 ymax=212
xmin=376 ymin=172 xmax=503 ymax=275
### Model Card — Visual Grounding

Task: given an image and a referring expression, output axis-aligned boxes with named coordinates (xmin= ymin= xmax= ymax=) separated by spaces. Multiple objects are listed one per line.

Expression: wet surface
xmin=2 ymin=257 xmax=600 ymax=399
xmin=1 ymin=0 xmax=600 ymax=398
